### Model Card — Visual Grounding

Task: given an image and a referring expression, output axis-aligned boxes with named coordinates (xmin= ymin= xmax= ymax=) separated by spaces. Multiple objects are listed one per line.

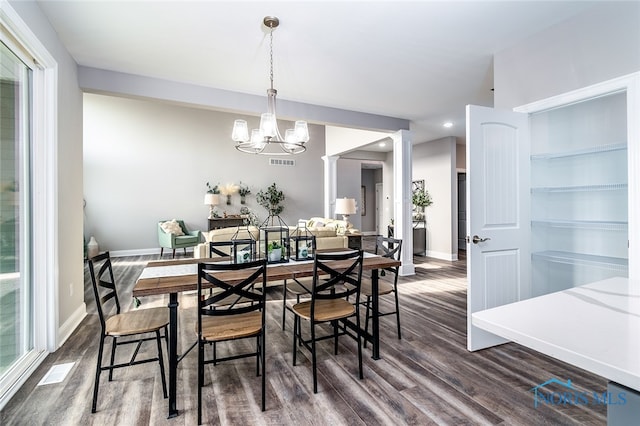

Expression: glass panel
xmin=0 ymin=41 xmax=32 ymax=378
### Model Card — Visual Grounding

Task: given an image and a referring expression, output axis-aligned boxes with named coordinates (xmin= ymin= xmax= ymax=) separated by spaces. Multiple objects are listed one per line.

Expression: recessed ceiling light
xmin=378 ymin=142 xmax=386 ymax=147
xmin=443 ymin=121 xmax=453 ymax=128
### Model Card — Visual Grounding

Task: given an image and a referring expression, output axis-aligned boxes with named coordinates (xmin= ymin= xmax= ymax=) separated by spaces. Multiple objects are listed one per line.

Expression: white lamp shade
xmin=294 ymin=120 xmax=309 ymax=143
xmin=259 ymin=113 xmax=277 ymax=138
xmin=250 ymin=129 xmax=262 ymax=144
xmin=204 ymin=193 xmax=221 ymax=205
xmin=335 ymin=197 xmax=357 ymax=215
xmin=232 ymin=120 xmax=249 ymax=142
xmin=285 ymin=128 xmax=296 ymax=143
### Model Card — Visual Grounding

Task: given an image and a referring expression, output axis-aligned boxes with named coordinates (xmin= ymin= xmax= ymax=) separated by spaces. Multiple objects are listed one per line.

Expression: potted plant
xmin=238 ymin=182 xmax=251 ymax=204
xmin=240 ymin=206 xmax=259 ymax=226
xmin=256 ymin=182 xmax=285 ymax=217
xmin=206 ymin=182 xmax=219 ymax=194
xmin=412 ymin=187 xmax=433 ymax=221
xmin=267 ymin=240 xmax=283 ymax=262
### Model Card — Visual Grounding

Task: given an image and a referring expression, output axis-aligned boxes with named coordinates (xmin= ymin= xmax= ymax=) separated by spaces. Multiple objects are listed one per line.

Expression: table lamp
xmin=335 ymin=197 xmax=357 ymax=223
xmin=204 ymin=193 xmax=221 ymax=219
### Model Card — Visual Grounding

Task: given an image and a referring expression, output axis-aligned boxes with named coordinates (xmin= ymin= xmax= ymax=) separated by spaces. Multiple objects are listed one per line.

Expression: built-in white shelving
xmin=529 ymin=90 xmax=628 ymax=293
xmin=530 ymin=142 xmax=626 ymax=160
xmin=531 ymin=183 xmax=627 ymax=193
xmin=531 ymin=219 xmax=627 ymax=231
xmin=532 ymin=250 xmax=628 ymax=272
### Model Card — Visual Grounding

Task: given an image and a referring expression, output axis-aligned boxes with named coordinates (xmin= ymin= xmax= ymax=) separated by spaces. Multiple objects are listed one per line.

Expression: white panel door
xmin=466 ymin=105 xmax=530 ymax=351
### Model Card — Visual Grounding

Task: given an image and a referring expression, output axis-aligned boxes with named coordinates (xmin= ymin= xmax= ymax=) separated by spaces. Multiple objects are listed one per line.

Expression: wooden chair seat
xmin=282 ymin=276 xmax=337 ymax=330
xmin=105 ymin=307 xmax=169 ymax=336
xmin=286 ymin=277 xmax=313 ymax=295
xmin=360 ymin=278 xmax=394 ymax=297
xmin=292 ymin=299 xmax=355 ymax=323
xmin=197 ymin=311 xmax=262 ymax=342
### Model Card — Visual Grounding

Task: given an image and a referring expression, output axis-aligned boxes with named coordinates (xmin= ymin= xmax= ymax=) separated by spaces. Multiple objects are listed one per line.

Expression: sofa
xmin=193 ymin=217 xmax=358 ymax=259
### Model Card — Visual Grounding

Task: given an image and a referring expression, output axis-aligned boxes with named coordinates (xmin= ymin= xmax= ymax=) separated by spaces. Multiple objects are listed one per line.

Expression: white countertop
xmin=472 ymin=277 xmax=640 ymax=392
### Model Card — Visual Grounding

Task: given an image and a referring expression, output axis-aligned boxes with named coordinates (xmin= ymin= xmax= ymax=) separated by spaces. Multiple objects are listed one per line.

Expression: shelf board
xmin=531 ymin=183 xmax=627 ymax=193
xmin=531 ymin=220 xmax=628 ymax=231
xmin=531 ymin=142 xmax=626 ymax=160
xmin=532 ymin=250 xmax=628 ymax=271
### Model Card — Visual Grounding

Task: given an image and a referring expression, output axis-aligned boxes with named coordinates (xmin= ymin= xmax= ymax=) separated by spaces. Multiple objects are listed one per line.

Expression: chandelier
xmin=232 ymin=16 xmax=309 ymax=155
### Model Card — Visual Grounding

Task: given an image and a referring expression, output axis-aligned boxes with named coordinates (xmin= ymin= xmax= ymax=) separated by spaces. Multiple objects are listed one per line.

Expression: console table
xmin=207 ymin=217 xmax=244 ymax=230
xmin=345 ymin=233 xmax=362 ymax=250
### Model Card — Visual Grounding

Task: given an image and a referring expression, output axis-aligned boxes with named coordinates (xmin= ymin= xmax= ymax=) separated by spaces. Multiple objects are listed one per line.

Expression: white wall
xmin=9 ymin=0 xmax=85 ymax=340
xmin=412 ymin=137 xmax=457 ymax=260
xmin=456 ymin=142 xmax=466 ymax=170
xmin=325 ymin=126 xmax=393 ymax=156
xmin=494 ymin=2 xmax=640 ymax=109
xmin=83 ymin=93 xmax=326 ymax=254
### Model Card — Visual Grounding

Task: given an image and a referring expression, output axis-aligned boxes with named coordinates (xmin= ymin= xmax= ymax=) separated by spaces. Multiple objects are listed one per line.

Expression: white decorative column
xmin=322 ymin=155 xmax=339 ymax=218
xmin=392 ymin=130 xmax=415 ymax=276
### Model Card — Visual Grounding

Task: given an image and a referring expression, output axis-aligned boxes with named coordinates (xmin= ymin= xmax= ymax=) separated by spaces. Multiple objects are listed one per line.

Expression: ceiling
xmin=36 ymin=0 xmax=602 ymax=146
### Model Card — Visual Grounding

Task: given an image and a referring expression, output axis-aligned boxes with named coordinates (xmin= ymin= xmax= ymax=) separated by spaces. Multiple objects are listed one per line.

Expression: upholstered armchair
xmin=158 ymin=219 xmax=201 ymax=258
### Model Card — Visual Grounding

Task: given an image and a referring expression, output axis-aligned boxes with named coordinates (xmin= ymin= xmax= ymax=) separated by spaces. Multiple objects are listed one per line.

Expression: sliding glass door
xmin=0 ymin=40 xmax=32 ymax=382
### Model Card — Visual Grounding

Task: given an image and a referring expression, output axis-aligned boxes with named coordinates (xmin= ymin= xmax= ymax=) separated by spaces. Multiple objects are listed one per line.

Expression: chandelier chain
xmin=269 ymin=26 xmax=274 ymax=90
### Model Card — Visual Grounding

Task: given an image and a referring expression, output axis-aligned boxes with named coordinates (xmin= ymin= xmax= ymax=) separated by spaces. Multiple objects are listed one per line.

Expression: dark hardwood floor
xmin=1 ymin=239 xmax=607 ymax=425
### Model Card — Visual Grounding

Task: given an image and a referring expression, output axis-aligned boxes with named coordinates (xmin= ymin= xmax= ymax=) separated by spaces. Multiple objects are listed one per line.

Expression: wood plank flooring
xmin=1 ymin=241 xmax=607 ymax=425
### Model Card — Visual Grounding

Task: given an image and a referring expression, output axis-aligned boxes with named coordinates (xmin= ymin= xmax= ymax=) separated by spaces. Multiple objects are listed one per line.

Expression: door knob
xmin=472 ymin=235 xmax=490 ymax=244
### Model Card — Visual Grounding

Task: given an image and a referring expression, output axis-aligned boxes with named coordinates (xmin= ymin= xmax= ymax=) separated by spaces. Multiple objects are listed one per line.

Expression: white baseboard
xmin=424 ymin=250 xmax=458 ymax=261
xmin=110 ymin=248 xmax=159 ymax=257
xmin=57 ymin=303 xmax=86 ymax=349
xmin=109 ymin=247 xmax=195 ymax=258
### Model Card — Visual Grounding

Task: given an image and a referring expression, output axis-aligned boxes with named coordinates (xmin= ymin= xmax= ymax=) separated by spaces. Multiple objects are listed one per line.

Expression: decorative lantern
xmin=231 ymin=226 xmax=257 ymax=264
xmin=291 ymin=220 xmax=316 ymax=261
xmin=260 ymin=225 xmax=289 ymax=264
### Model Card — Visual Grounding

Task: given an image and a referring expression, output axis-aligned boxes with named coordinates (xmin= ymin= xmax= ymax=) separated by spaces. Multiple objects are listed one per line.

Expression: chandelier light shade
xmin=232 ymin=16 xmax=309 ymax=155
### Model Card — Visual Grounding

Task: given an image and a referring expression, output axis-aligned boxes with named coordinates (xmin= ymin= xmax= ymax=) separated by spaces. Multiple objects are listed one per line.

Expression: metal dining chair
xmin=88 ymin=251 xmax=168 ymax=413
xmin=291 ymin=250 xmax=364 ymax=393
xmin=361 ymin=236 xmax=403 ymax=344
xmin=196 ymin=259 xmax=268 ymax=424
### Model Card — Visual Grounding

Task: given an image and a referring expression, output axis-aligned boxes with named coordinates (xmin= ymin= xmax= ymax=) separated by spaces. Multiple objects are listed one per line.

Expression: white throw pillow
xmin=160 ymin=219 xmax=185 ymax=236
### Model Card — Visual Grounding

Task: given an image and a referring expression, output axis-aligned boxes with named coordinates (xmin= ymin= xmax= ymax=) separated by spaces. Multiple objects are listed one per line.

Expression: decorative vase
xmin=241 ymin=195 xmax=246 ymax=204
xmin=226 ymin=194 xmax=231 ymax=205
xmin=268 ymin=250 xmax=281 ymax=262
xmin=87 ymin=236 xmax=99 ymax=259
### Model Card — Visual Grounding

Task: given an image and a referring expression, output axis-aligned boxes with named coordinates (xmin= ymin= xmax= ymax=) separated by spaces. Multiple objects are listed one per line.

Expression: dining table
xmin=133 ymin=251 xmax=401 ymax=419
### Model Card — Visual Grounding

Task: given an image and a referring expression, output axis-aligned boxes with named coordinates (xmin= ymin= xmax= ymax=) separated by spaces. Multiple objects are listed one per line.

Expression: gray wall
xmin=10 ymin=1 xmax=84 ymax=338
xmin=413 ymin=137 xmax=457 ymax=260
xmin=83 ymin=93 xmax=326 ymax=254
xmin=494 ymin=2 xmax=640 ymax=109
xmin=360 ymin=168 xmax=379 ymax=233
xmin=335 ymin=158 xmax=363 ymax=231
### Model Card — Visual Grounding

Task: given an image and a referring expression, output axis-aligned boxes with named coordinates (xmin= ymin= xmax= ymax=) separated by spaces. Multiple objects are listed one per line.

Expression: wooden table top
xmin=133 ymin=254 xmax=400 ymax=298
